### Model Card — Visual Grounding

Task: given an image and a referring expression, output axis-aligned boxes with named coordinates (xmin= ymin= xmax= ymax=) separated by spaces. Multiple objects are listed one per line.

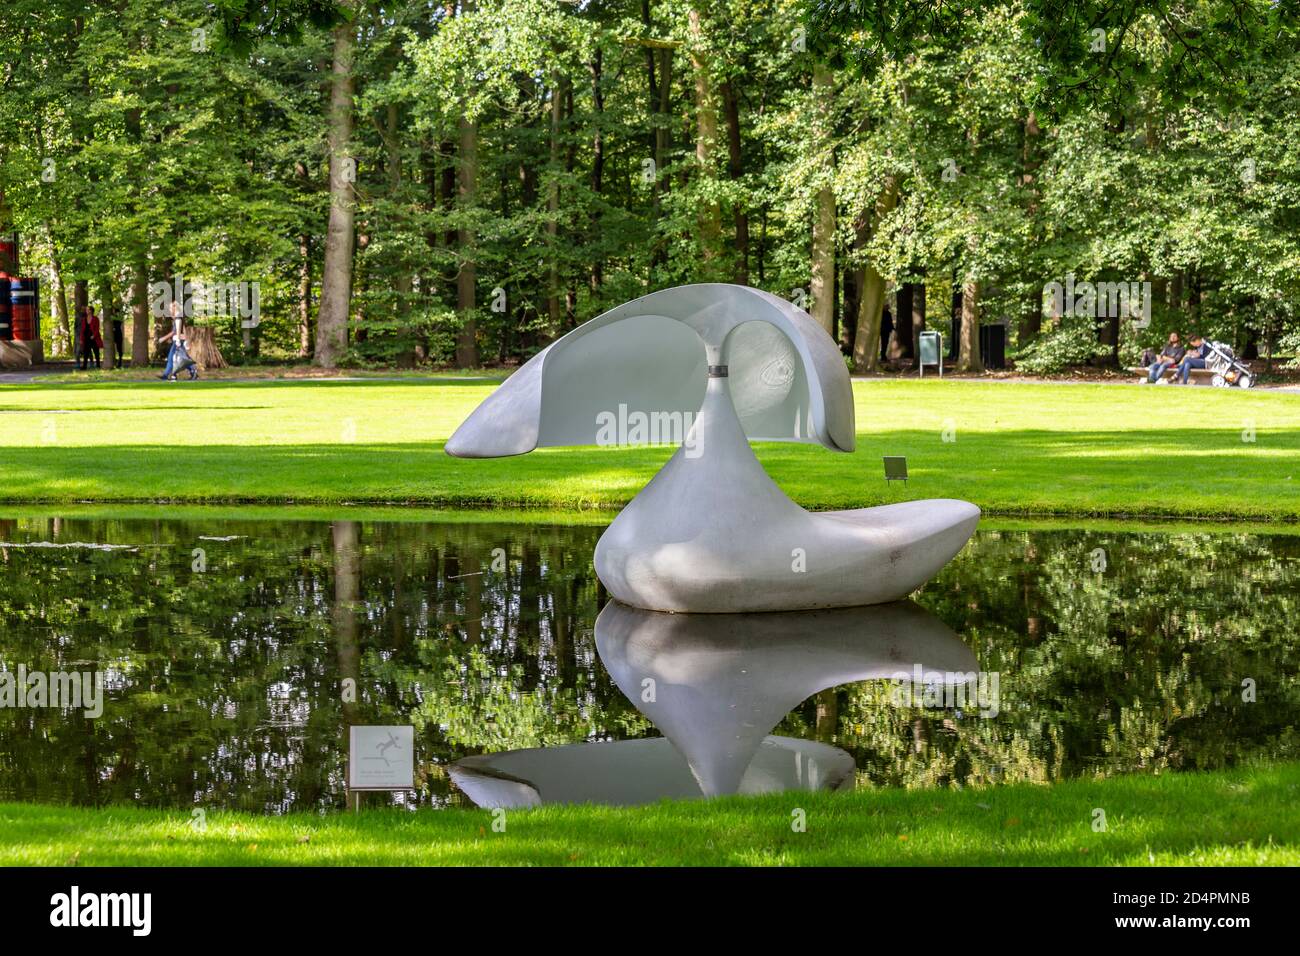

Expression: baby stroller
xmin=1204 ymin=341 xmax=1254 ymax=389
xmin=164 ymin=343 xmax=200 ymax=381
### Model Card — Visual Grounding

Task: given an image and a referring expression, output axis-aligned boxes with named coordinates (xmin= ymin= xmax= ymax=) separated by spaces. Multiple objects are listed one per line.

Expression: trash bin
xmin=9 ymin=278 xmax=39 ymax=341
xmin=979 ymin=323 xmax=1006 ymax=369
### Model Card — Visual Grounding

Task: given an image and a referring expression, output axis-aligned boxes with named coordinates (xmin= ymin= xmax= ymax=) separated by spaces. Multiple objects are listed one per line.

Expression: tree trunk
xmin=890 ymin=283 xmax=912 ymax=362
xmin=1018 ymin=110 xmax=1043 ymax=349
xmin=853 ymin=264 xmax=887 ymax=373
xmin=949 ymin=281 xmax=962 ymax=358
xmin=130 ymin=259 xmax=149 ymax=367
xmin=386 ymin=102 xmax=415 ymax=367
xmin=332 ymin=521 xmax=361 ymax=729
xmin=121 ymin=31 xmax=148 ymax=369
xmin=98 ymin=275 xmax=115 ymax=370
xmin=719 ymin=78 xmax=748 ymax=284
xmin=688 ymin=6 xmax=722 ymax=269
xmin=850 ymin=178 xmax=897 ymax=372
xmin=315 ymin=2 xmax=358 ymax=369
xmin=187 ymin=325 xmax=227 ymax=369
xmin=815 ymin=689 xmax=838 ymax=743
xmin=589 ymin=50 xmax=605 ymax=294
xmin=439 ymin=138 xmax=457 ymax=303
xmin=44 ymin=226 xmax=71 ymax=357
xmin=653 ymin=46 xmax=673 ymax=269
xmin=546 ymin=76 xmax=564 ymax=331
xmin=454 ymin=114 xmax=479 ymax=367
xmin=958 ymin=279 xmax=983 ymax=372
xmin=155 ymin=264 xmax=175 ymax=360
xmin=809 ymin=62 xmax=836 ymax=334
xmin=842 ymin=251 xmax=863 ymax=354
xmin=910 ymin=275 xmax=927 ymax=369
xmin=298 ymin=232 xmax=312 ymax=358
xmin=1019 ymin=283 xmax=1042 ymax=345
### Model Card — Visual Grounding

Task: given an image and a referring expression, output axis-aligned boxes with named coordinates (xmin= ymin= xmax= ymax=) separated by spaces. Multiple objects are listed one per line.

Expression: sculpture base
xmin=594 ymin=375 xmax=979 ymax=613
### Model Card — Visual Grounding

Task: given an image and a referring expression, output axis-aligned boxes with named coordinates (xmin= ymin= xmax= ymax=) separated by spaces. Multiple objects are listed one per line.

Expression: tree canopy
xmin=1 ymin=0 xmax=1297 ymax=372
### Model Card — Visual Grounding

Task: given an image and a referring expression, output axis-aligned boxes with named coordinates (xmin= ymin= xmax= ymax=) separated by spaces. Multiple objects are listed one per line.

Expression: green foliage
xmin=1015 ymin=316 xmax=1111 ymax=373
xmin=2 ymin=1 xmax=1299 ymax=368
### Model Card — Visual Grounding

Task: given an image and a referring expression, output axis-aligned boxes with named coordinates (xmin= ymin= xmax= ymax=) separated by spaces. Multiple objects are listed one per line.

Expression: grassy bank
xmin=2 ymin=761 xmax=1295 ymax=866
xmin=2 ymin=377 xmax=1297 ymax=518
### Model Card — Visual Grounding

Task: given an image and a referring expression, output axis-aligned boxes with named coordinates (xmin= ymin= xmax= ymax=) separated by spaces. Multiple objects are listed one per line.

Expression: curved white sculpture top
xmin=444 ymin=283 xmax=855 ymax=457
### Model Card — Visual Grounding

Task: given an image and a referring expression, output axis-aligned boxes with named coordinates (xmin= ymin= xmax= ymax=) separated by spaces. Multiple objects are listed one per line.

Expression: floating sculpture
xmin=446 ymin=283 xmax=978 ymax=612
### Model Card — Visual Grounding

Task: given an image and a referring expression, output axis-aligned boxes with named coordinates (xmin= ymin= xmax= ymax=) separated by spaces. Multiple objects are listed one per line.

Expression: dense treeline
xmin=1 ymin=0 xmax=1297 ymax=372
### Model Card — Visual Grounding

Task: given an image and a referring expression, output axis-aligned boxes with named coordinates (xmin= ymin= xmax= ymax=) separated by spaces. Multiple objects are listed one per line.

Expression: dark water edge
xmin=1 ymin=510 xmax=1297 ymax=813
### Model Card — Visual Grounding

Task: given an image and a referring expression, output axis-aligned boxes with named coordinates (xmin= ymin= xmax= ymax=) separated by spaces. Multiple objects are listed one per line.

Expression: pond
xmin=1 ymin=511 xmax=1297 ymax=812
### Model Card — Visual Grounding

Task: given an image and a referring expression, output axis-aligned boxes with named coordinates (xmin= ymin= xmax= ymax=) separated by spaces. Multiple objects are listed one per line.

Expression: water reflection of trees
xmin=0 ymin=516 xmax=639 ymax=812
xmin=818 ymin=529 xmax=1300 ymax=790
xmin=0 ymin=517 xmax=1296 ymax=810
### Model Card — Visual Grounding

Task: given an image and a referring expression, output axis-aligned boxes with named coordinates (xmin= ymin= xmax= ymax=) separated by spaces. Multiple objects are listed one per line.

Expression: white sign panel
xmin=348 ymin=725 xmax=415 ymax=790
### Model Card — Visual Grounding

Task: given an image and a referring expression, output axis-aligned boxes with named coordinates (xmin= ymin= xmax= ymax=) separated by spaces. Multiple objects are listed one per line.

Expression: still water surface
xmin=1 ymin=512 xmax=1296 ymax=811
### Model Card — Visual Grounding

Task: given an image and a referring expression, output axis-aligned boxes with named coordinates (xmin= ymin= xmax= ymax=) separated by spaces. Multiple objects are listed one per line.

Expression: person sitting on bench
xmin=1146 ymin=332 xmax=1184 ymax=383
xmin=1176 ymin=334 xmax=1210 ymax=384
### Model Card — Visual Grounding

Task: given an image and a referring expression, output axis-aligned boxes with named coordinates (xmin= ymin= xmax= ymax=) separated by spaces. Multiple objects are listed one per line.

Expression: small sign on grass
xmin=348 ymin=725 xmax=414 ymax=792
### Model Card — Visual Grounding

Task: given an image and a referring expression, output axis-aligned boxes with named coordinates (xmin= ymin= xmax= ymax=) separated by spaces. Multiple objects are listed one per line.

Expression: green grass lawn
xmin=2 ymin=377 xmax=1297 ymax=518
xmin=3 ymin=761 xmax=1295 ymax=866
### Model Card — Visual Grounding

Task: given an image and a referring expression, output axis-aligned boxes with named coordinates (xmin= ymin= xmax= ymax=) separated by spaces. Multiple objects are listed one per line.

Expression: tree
xmin=809 ymin=61 xmax=837 ymax=336
xmin=315 ymin=0 xmax=359 ymax=369
xmin=0 ymin=0 xmax=1296 ymax=375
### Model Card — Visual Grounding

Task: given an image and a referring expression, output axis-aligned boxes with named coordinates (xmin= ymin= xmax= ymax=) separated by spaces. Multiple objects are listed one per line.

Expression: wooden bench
xmin=1129 ymin=363 xmax=1251 ymax=386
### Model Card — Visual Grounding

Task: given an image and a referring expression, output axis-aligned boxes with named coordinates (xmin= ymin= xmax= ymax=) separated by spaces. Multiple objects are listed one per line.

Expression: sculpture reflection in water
xmin=449 ymin=600 xmax=980 ymax=807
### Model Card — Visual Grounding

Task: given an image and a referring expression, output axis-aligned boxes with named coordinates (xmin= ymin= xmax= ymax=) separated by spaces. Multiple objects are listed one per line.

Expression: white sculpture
xmin=448 ymin=737 xmax=853 ymax=809
xmin=446 ymin=283 xmax=979 ymax=612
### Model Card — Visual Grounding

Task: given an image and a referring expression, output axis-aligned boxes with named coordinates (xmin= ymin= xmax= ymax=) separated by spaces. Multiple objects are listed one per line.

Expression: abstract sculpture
xmin=447 ymin=283 xmax=978 ymax=612
xmin=448 ymin=737 xmax=853 ymax=809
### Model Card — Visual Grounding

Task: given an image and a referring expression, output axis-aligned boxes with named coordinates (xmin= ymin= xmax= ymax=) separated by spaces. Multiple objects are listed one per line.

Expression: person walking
xmin=158 ymin=299 xmax=198 ymax=380
xmin=83 ymin=306 xmax=103 ymax=369
xmin=110 ymin=310 xmax=124 ymax=366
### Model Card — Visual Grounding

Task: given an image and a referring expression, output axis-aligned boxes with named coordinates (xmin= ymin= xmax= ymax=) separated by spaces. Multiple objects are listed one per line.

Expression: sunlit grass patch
xmin=1 ymin=377 xmax=1296 ymax=519
xmin=2 ymin=761 xmax=1296 ymax=866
